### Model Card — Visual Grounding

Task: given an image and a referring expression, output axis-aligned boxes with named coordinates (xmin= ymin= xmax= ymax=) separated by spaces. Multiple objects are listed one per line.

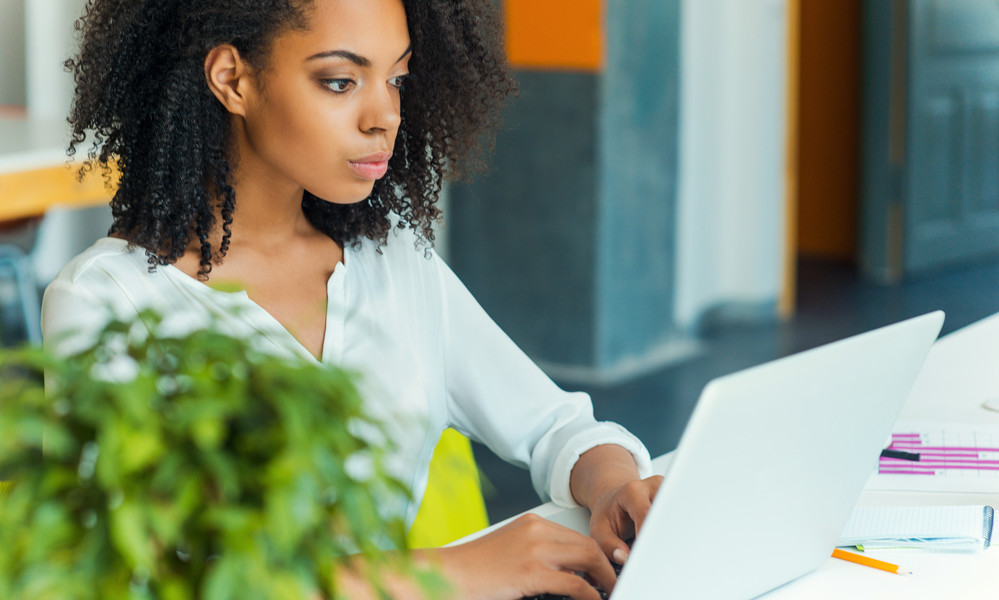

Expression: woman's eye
xmin=322 ymin=79 xmax=354 ymax=94
xmin=389 ymin=74 xmax=410 ymax=90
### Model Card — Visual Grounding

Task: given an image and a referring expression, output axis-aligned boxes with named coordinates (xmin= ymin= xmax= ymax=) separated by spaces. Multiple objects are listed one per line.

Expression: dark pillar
xmin=449 ymin=0 xmax=683 ymax=383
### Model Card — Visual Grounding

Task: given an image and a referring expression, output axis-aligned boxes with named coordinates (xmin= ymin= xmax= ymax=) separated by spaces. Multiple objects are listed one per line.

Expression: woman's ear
xmin=204 ymin=45 xmax=255 ymax=116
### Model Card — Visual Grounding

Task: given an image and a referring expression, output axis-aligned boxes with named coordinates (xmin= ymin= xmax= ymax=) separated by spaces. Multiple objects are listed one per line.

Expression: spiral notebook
xmin=837 ymin=505 xmax=994 ymax=551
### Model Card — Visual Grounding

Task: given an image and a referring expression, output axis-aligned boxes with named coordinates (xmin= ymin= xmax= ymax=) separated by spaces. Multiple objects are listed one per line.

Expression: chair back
xmin=0 ymin=245 xmax=42 ymax=346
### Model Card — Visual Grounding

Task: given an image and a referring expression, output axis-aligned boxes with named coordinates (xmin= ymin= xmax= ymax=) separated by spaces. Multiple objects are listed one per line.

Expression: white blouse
xmin=41 ymin=226 xmax=652 ymax=525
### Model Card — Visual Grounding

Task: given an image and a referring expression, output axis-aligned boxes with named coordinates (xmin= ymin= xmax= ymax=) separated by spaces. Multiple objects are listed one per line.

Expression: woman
xmin=44 ymin=0 xmax=662 ymax=597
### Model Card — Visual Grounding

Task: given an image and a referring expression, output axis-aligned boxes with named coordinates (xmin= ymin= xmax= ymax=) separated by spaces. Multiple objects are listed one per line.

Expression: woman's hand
xmin=569 ymin=445 xmax=663 ymax=564
xmin=586 ymin=475 xmax=663 ymax=564
xmin=336 ymin=444 xmax=660 ymax=600
xmin=437 ymin=513 xmax=618 ymax=600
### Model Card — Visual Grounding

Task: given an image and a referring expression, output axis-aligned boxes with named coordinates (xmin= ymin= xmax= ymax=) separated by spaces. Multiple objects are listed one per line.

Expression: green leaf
xmin=109 ymin=499 xmax=153 ymax=571
xmin=118 ymin=428 xmax=165 ymax=474
xmin=191 ymin=416 xmax=225 ymax=450
xmin=202 ymin=555 xmax=241 ymax=600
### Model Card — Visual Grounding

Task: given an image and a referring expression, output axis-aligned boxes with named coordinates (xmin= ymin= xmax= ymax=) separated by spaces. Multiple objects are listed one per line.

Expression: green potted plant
xmin=0 ymin=310 xmax=441 ymax=599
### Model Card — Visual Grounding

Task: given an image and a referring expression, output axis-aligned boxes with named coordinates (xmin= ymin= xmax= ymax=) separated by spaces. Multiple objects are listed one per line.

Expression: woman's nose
xmin=359 ymin=83 xmax=402 ymax=134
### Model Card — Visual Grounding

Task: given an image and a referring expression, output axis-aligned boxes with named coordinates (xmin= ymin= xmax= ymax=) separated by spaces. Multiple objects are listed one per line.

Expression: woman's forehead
xmin=274 ymin=0 xmax=410 ymax=64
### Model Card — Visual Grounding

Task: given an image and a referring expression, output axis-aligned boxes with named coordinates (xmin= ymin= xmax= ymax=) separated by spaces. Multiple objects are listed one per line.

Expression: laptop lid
xmin=612 ymin=311 xmax=945 ymax=599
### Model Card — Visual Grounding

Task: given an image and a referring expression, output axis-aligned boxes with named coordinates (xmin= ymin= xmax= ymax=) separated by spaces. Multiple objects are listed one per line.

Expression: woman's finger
xmin=590 ymin=475 xmax=665 ymax=562
xmin=546 ymin=537 xmax=618 ymax=596
xmin=622 ymin=477 xmax=661 ymax=535
xmin=589 ymin=517 xmax=632 ymax=564
xmin=541 ymin=570 xmax=608 ymax=600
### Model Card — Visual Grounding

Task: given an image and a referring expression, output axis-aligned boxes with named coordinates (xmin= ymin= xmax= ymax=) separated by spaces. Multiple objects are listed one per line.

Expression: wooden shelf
xmin=0 ymin=164 xmax=112 ymax=221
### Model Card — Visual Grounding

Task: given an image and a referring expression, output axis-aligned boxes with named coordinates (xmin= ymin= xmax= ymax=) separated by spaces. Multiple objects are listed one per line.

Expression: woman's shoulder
xmin=354 ymin=214 xmax=440 ymax=271
xmin=42 ymin=237 xmax=153 ymax=354
xmin=50 ymin=237 xmax=151 ymax=289
xmin=349 ymin=216 xmax=451 ymax=319
xmin=43 ymin=237 xmax=168 ymax=331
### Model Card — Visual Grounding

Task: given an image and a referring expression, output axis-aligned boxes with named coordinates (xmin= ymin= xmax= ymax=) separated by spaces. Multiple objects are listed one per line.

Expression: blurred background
xmin=2 ymin=0 xmax=998 ymax=522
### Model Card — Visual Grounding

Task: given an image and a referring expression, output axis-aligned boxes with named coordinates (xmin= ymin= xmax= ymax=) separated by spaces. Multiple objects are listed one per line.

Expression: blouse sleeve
xmin=434 ymin=254 xmax=652 ymax=508
xmin=40 ymin=249 xmax=161 ymax=394
xmin=41 ymin=266 xmax=138 ymax=359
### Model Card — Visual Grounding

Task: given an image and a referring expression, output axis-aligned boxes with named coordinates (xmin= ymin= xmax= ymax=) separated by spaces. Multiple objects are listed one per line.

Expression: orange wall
xmin=797 ymin=0 xmax=861 ymax=260
xmin=505 ymin=0 xmax=603 ymax=71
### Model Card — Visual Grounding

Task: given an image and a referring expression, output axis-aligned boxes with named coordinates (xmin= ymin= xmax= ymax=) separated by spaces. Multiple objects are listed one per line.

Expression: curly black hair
xmin=67 ymin=0 xmax=516 ymax=278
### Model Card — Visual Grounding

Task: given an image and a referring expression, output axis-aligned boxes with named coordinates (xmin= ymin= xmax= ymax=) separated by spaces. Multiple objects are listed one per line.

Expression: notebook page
xmin=838 ymin=505 xmax=988 ymax=548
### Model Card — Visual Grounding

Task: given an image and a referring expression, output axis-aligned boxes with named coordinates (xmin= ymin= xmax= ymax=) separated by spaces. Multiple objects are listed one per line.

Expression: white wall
xmin=21 ymin=0 xmax=112 ymax=284
xmin=675 ymin=0 xmax=789 ymax=330
xmin=0 ymin=0 xmax=26 ymax=106
xmin=25 ymin=0 xmax=87 ymax=117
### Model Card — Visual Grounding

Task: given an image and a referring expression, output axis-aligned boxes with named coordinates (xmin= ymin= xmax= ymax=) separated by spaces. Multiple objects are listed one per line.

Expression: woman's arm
xmin=425 ymin=247 xmax=658 ymax=571
xmin=569 ymin=445 xmax=664 ymax=564
xmin=430 ymin=250 xmax=653 ymax=509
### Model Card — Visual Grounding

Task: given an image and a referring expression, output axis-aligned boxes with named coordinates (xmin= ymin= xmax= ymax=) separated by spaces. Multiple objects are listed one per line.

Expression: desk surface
xmin=767 ymin=312 xmax=999 ymax=598
xmin=463 ymin=312 xmax=999 ymax=599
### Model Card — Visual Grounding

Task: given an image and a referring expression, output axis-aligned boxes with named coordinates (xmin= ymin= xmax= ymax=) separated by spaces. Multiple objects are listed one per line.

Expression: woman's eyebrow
xmin=307 ymin=49 xmax=370 ymax=66
xmin=307 ymin=45 xmax=412 ymax=66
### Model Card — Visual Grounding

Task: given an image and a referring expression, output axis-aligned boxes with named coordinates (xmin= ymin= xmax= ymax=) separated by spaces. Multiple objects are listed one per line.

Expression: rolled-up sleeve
xmin=436 ymin=256 xmax=652 ymax=507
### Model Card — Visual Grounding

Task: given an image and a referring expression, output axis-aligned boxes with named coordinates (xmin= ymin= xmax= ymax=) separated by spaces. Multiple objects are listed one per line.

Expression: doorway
xmin=782 ymin=0 xmax=862 ymax=318
xmin=791 ymin=0 xmax=999 ymax=299
xmin=796 ymin=0 xmax=861 ymax=265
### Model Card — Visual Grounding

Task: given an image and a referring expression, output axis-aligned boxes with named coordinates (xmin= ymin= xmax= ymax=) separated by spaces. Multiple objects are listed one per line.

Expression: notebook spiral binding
xmin=983 ymin=506 xmax=993 ymax=550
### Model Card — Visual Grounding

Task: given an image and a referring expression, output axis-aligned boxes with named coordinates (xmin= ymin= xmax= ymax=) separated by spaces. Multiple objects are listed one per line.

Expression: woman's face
xmin=239 ymin=0 xmax=411 ymax=205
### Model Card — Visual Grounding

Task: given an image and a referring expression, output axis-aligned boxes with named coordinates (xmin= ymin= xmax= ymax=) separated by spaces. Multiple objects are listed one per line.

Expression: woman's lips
xmin=349 ymin=152 xmax=392 ymax=180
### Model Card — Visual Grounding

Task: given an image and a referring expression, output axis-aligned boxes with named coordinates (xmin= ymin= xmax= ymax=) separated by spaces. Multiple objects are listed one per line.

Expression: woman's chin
xmin=305 ymin=188 xmax=376 ymax=206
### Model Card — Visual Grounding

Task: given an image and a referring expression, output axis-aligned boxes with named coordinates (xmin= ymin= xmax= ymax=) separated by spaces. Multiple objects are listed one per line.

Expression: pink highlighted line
xmin=879 ymin=469 xmax=936 ymax=475
xmin=890 ymin=445 xmax=999 ymax=452
xmin=881 ymin=461 xmax=999 ymax=468
xmin=902 ymin=451 xmax=981 ymax=458
xmin=883 ymin=452 xmax=981 ymax=459
xmin=879 ymin=462 xmax=999 ymax=471
xmin=880 ymin=458 xmax=997 ymax=465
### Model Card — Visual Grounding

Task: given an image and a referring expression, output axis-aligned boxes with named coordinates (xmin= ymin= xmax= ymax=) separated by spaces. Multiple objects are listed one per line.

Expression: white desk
xmin=463 ymin=312 xmax=999 ymax=598
xmin=766 ymin=313 xmax=999 ymax=598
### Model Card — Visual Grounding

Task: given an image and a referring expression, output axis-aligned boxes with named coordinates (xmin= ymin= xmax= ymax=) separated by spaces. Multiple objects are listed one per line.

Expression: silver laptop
xmin=611 ymin=311 xmax=944 ymax=599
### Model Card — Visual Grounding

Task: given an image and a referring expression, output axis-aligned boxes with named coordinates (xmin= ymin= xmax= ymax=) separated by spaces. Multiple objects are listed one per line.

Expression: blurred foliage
xmin=0 ymin=310 xmax=440 ymax=599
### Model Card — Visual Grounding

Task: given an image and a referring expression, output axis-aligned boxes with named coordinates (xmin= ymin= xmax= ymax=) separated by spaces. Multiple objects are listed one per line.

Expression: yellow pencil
xmin=832 ymin=548 xmax=911 ymax=575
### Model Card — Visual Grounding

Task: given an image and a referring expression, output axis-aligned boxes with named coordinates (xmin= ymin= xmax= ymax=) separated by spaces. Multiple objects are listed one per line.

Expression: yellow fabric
xmin=407 ymin=428 xmax=489 ymax=548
